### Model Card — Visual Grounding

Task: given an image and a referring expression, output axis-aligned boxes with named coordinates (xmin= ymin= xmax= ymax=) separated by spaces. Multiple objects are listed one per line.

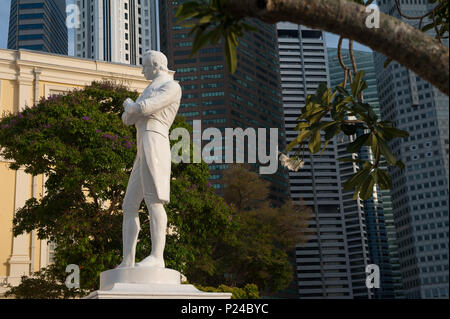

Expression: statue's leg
xmin=144 ymin=201 xmax=167 ymax=267
xmin=135 ymin=152 xmax=166 ymax=268
xmin=118 ymin=159 xmax=143 ymax=268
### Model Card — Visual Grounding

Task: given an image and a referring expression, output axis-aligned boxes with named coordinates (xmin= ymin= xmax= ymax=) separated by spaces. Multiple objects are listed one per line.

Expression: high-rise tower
xmin=74 ymin=0 xmax=158 ymax=64
xmin=8 ymin=0 xmax=68 ymax=55
xmin=277 ymin=23 xmax=372 ymax=298
xmin=328 ymin=48 xmax=403 ymax=299
xmin=158 ymin=0 xmax=290 ymax=205
xmin=373 ymin=0 xmax=449 ymax=299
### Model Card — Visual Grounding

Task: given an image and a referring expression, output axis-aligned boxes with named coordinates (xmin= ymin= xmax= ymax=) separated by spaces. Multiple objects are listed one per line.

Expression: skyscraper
xmin=374 ymin=0 xmax=449 ymax=299
xmin=328 ymin=48 xmax=403 ymax=299
xmin=8 ymin=0 xmax=68 ymax=55
xmin=158 ymin=0 xmax=289 ymax=205
xmin=277 ymin=22 xmax=372 ymax=298
xmin=74 ymin=0 xmax=158 ymax=64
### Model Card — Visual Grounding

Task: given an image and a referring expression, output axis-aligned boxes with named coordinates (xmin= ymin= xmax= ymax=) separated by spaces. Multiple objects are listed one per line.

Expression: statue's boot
xmin=135 ymin=255 xmax=165 ymax=268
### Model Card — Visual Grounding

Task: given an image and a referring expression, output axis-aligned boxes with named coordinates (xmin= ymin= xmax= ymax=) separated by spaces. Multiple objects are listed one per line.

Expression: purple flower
xmin=43 ymin=124 xmax=51 ymax=129
xmin=82 ymin=116 xmax=90 ymax=121
xmin=18 ymin=113 xmax=24 ymax=119
xmin=96 ymin=129 xmax=102 ymax=133
xmin=2 ymin=124 xmax=10 ymax=129
xmin=104 ymin=133 xmax=112 ymax=139
xmin=35 ymin=129 xmax=40 ymax=133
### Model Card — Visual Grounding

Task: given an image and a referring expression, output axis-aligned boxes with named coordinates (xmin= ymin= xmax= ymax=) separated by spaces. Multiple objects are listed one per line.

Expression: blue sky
xmin=0 ymin=0 xmax=370 ymax=53
xmin=0 ymin=0 xmax=10 ymax=49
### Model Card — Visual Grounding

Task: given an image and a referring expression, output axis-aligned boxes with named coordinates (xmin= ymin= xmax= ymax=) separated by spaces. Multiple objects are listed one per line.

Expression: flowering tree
xmin=0 ymin=82 xmax=236 ymax=296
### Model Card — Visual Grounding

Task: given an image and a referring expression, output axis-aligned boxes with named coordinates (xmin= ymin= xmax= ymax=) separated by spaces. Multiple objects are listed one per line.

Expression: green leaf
xmin=359 ymin=174 xmax=375 ymax=200
xmin=225 ymin=33 xmax=238 ymax=73
xmin=378 ymin=124 xmax=409 ymax=140
xmin=351 ymin=71 xmax=367 ymax=97
xmin=383 ymin=57 xmax=393 ymax=68
xmin=343 ymin=166 xmax=371 ymax=191
xmin=175 ymin=7 xmax=200 ymax=22
xmin=395 ymin=160 xmax=405 ymax=169
xmin=346 ymin=133 xmax=370 ymax=153
xmin=199 ymin=15 xmax=214 ymax=24
xmin=241 ymin=23 xmax=257 ymax=32
xmin=323 ymin=122 xmax=340 ymax=141
xmin=286 ymin=130 xmax=311 ymax=152
xmin=336 ymin=85 xmax=350 ymax=96
xmin=308 ymin=129 xmax=321 ymax=154
xmin=191 ymin=28 xmax=215 ymax=56
xmin=295 ymin=122 xmax=310 ymax=131
xmin=376 ymin=169 xmax=392 ymax=190
xmin=376 ymin=135 xmax=397 ymax=166
xmin=421 ymin=23 xmax=435 ymax=32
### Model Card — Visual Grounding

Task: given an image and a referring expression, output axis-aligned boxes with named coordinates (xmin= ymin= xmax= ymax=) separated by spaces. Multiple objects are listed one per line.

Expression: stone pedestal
xmin=84 ymin=267 xmax=231 ymax=299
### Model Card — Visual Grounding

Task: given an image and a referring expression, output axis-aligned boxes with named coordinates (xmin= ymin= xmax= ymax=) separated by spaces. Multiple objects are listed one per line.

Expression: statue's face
xmin=142 ymin=60 xmax=158 ymax=81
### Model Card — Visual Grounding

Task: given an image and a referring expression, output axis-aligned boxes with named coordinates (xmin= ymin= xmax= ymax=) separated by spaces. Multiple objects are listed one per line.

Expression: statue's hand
xmin=123 ymin=98 xmax=138 ymax=114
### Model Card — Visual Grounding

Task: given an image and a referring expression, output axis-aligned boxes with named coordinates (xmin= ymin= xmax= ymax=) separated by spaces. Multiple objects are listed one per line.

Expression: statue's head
xmin=142 ymin=50 xmax=169 ymax=80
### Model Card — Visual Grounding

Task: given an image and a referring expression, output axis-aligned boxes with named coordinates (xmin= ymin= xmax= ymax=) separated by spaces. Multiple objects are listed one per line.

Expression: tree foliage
xmin=3 ymin=266 xmax=80 ymax=299
xmin=0 ymin=82 xmax=236 ymax=296
xmin=195 ymin=283 xmax=260 ymax=299
xmin=286 ymin=74 xmax=409 ymax=200
xmin=216 ymin=164 xmax=312 ymax=293
xmin=0 ymin=82 xmax=311 ymax=298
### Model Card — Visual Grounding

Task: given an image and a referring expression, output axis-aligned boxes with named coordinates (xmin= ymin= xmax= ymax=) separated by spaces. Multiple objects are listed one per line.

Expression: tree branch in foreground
xmin=224 ymin=0 xmax=449 ymax=95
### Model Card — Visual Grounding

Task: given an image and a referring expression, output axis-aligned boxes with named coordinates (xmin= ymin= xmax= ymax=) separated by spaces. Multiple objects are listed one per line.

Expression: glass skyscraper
xmin=277 ymin=23 xmax=373 ymax=299
xmin=8 ymin=0 xmax=68 ymax=55
xmin=374 ymin=0 xmax=449 ymax=299
xmin=328 ymin=48 xmax=403 ymax=299
xmin=158 ymin=0 xmax=290 ymax=205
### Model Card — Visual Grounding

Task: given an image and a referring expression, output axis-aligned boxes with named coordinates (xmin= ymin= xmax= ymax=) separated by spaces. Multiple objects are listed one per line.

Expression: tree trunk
xmin=224 ymin=0 xmax=449 ymax=95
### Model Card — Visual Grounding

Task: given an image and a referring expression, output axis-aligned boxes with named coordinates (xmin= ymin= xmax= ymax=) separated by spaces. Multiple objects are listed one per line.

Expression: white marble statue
xmin=118 ymin=50 xmax=182 ymax=269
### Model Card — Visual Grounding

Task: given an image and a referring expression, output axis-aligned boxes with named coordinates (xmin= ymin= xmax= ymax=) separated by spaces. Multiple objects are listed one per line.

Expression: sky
xmin=0 ymin=0 xmax=10 ymax=49
xmin=0 ymin=0 xmax=371 ymax=53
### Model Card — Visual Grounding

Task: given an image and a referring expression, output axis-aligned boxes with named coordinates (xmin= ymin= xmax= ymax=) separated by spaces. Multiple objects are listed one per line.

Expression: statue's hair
xmin=142 ymin=50 xmax=169 ymax=72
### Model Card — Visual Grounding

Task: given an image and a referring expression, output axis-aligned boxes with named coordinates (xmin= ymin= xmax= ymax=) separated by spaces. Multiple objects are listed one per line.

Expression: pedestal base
xmin=84 ymin=267 xmax=231 ymax=299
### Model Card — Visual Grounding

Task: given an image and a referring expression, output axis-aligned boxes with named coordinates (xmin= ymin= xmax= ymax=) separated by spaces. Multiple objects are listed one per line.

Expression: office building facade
xmin=328 ymin=48 xmax=403 ymax=298
xmin=8 ymin=0 xmax=68 ymax=55
xmin=74 ymin=0 xmax=158 ymax=64
xmin=277 ymin=22 xmax=373 ymax=298
xmin=158 ymin=0 xmax=290 ymax=205
xmin=373 ymin=0 xmax=449 ymax=299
